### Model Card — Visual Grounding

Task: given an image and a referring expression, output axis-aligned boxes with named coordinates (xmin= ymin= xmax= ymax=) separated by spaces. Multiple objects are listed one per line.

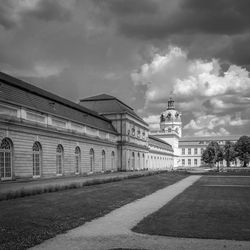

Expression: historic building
xmin=0 ymin=72 xmax=174 ymax=181
xmin=150 ymin=97 xmax=182 ymax=168
xmin=179 ymin=135 xmax=240 ymax=168
xmin=150 ymin=96 xmax=242 ymax=168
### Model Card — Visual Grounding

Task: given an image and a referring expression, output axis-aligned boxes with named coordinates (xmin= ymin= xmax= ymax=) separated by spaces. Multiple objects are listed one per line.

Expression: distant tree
xmin=202 ymin=141 xmax=223 ymax=168
xmin=223 ymin=141 xmax=236 ymax=168
xmin=235 ymin=136 xmax=250 ymax=167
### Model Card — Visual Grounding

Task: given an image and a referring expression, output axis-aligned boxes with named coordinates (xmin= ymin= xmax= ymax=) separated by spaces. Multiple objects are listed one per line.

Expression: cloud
xmin=0 ymin=0 xmax=74 ymax=29
xmin=184 ymin=114 xmax=249 ymax=130
xmin=93 ymin=0 xmax=250 ymax=38
xmin=92 ymin=0 xmax=250 ymax=69
xmin=194 ymin=128 xmax=230 ymax=137
xmin=132 ymin=46 xmax=250 ymax=136
xmin=143 ymin=114 xmax=160 ymax=130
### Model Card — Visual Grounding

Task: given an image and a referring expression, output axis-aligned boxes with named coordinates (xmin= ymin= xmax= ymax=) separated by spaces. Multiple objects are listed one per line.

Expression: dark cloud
xmin=0 ymin=0 xmax=73 ymax=30
xmin=23 ymin=0 xmax=73 ymax=22
xmin=0 ymin=2 xmax=17 ymax=29
xmin=94 ymin=0 xmax=158 ymax=16
xmin=95 ymin=0 xmax=250 ymax=38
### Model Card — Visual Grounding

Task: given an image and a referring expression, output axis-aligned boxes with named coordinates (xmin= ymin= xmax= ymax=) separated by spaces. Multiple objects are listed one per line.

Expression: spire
xmin=167 ymin=97 xmax=175 ymax=110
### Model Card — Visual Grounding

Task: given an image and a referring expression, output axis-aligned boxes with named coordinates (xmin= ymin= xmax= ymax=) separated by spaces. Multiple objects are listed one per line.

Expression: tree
xmin=202 ymin=141 xmax=223 ymax=168
xmin=223 ymin=141 xmax=236 ymax=168
xmin=235 ymin=136 xmax=250 ymax=167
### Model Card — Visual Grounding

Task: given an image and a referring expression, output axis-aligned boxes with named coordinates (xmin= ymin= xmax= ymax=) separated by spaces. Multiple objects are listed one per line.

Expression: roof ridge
xmin=0 ymin=71 xmax=112 ymax=124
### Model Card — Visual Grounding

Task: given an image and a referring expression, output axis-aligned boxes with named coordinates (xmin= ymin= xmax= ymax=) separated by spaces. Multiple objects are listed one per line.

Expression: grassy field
xmin=133 ymin=176 xmax=250 ymax=241
xmin=0 ymin=172 xmax=186 ymax=250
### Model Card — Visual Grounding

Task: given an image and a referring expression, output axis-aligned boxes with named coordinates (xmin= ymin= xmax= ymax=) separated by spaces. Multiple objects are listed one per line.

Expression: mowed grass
xmin=133 ymin=176 xmax=250 ymax=241
xmin=0 ymin=172 xmax=186 ymax=250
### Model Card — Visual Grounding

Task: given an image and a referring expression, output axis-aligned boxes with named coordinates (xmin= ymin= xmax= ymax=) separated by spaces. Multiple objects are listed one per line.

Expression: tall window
xmin=56 ymin=144 xmax=64 ymax=175
xmin=194 ymin=159 xmax=198 ymax=165
xmin=182 ymin=159 xmax=185 ymax=166
xmin=201 ymin=148 xmax=204 ymax=154
xmin=90 ymin=148 xmax=94 ymax=172
xmin=188 ymin=148 xmax=191 ymax=155
xmin=142 ymin=154 xmax=145 ymax=169
xmin=32 ymin=142 xmax=42 ymax=177
xmin=194 ymin=148 xmax=198 ymax=155
xmin=0 ymin=138 xmax=13 ymax=180
xmin=188 ymin=159 xmax=191 ymax=165
xmin=182 ymin=148 xmax=185 ymax=155
xmin=137 ymin=153 xmax=140 ymax=169
xmin=102 ymin=150 xmax=106 ymax=171
xmin=132 ymin=152 xmax=135 ymax=170
xmin=111 ymin=151 xmax=115 ymax=171
xmin=75 ymin=146 xmax=81 ymax=174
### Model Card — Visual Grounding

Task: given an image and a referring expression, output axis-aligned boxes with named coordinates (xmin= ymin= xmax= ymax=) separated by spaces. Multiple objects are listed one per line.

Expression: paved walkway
xmin=0 ymin=171 xmax=153 ymax=195
xmin=30 ymin=175 xmax=250 ymax=250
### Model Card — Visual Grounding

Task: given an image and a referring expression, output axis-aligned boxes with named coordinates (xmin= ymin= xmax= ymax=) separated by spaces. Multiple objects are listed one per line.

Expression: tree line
xmin=201 ymin=136 xmax=250 ymax=168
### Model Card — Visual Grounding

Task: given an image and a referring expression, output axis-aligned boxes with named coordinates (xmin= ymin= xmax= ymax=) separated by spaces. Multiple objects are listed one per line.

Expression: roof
xmin=149 ymin=135 xmax=173 ymax=151
xmin=180 ymin=135 xmax=240 ymax=142
xmin=0 ymin=71 xmax=117 ymax=134
xmin=80 ymin=94 xmax=148 ymax=125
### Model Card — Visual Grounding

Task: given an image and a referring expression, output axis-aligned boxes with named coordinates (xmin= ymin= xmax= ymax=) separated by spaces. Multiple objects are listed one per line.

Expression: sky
xmin=0 ymin=0 xmax=250 ymax=137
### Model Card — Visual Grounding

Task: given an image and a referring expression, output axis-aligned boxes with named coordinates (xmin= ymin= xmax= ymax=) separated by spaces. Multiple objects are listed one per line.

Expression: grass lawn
xmin=0 ymin=172 xmax=186 ymax=250
xmin=133 ymin=176 xmax=250 ymax=241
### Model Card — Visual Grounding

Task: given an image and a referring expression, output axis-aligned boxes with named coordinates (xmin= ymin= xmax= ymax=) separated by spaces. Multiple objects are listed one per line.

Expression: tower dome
xmin=160 ymin=96 xmax=182 ymax=137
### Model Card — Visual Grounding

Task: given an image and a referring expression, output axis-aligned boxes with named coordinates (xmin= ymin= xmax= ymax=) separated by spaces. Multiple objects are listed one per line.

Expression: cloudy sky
xmin=1 ymin=0 xmax=250 ymax=137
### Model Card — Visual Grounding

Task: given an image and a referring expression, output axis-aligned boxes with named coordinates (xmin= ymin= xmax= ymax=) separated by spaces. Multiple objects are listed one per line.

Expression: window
xmin=188 ymin=159 xmax=191 ymax=165
xmin=0 ymin=138 xmax=13 ymax=180
xmin=194 ymin=159 xmax=197 ymax=165
xmin=56 ymin=144 xmax=64 ymax=175
xmin=168 ymin=127 xmax=172 ymax=133
xmin=132 ymin=127 xmax=135 ymax=136
xmin=182 ymin=159 xmax=185 ymax=166
xmin=32 ymin=142 xmax=42 ymax=177
xmin=132 ymin=152 xmax=135 ymax=170
xmin=102 ymin=150 xmax=106 ymax=171
xmin=182 ymin=148 xmax=185 ymax=155
xmin=194 ymin=148 xmax=198 ymax=155
xmin=137 ymin=152 xmax=140 ymax=169
xmin=75 ymin=147 xmax=81 ymax=174
xmin=188 ymin=148 xmax=191 ymax=155
xmin=201 ymin=148 xmax=204 ymax=154
xmin=90 ymin=148 xmax=94 ymax=172
xmin=111 ymin=151 xmax=115 ymax=171
xmin=142 ymin=153 xmax=145 ymax=169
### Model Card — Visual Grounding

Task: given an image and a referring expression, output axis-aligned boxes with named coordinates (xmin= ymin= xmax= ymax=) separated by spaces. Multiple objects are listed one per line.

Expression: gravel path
xmin=30 ymin=175 xmax=250 ymax=250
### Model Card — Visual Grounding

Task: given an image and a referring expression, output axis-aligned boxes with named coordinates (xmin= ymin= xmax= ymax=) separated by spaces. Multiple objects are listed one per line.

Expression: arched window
xmin=0 ymin=138 xmax=13 ymax=180
xmin=132 ymin=152 xmax=135 ymax=170
xmin=75 ymin=146 xmax=81 ymax=174
xmin=56 ymin=144 xmax=64 ymax=175
xmin=90 ymin=148 xmax=94 ymax=172
xmin=111 ymin=151 xmax=115 ymax=171
xmin=102 ymin=150 xmax=106 ymax=171
xmin=32 ymin=142 xmax=42 ymax=177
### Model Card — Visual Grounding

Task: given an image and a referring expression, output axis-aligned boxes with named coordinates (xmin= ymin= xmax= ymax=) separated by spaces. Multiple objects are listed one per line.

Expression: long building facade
xmin=0 ymin=72 xmax=174 ymax=181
